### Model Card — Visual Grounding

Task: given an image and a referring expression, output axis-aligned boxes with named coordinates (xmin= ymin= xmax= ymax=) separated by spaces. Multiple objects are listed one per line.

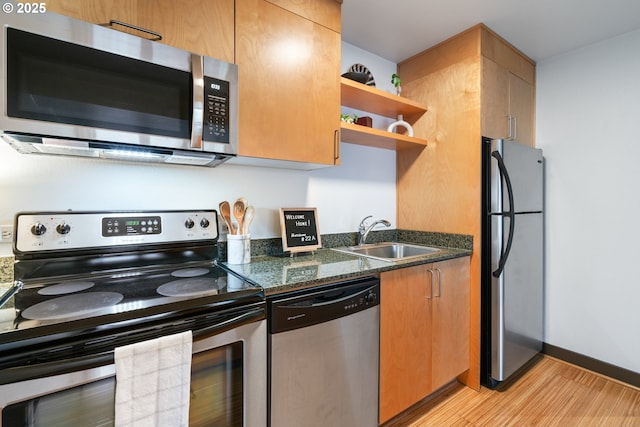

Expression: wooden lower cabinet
xmin=379 ymin=257 xmax=470 ymax=423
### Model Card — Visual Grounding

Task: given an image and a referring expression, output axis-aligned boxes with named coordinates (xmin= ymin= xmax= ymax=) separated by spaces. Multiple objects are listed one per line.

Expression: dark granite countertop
xmin=0 ymin=256 xmax=14 ymax=309
xmin=0 ymin=230 xmax=473 ymax=300
xmin=222 ymin=230 xmax=472 ymax=295
xmin=0 ymin=256 xmax=13 ymax=284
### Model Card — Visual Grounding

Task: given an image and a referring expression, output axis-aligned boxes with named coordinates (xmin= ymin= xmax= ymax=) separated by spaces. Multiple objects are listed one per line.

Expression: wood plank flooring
xmin=383 ymin=356 xmax=640 ymax=426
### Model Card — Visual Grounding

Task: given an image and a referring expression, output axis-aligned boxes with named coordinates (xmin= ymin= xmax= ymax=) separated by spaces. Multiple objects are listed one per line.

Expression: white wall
xmin=341 ymin=43 xmax=397 ymax=131
xmin=0 ymin=42 xmax=398 ymax=256
xmin=537 ymin=28 xmax=640 ymax=373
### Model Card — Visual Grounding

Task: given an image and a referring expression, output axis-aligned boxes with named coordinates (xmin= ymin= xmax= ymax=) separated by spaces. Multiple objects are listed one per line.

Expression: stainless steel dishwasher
xmin=268 ymin=276 xmax=380 ymax=427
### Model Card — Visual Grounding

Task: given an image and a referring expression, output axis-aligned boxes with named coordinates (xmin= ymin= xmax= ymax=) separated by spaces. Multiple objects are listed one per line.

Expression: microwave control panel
xmin=203 ymin=76 xmax=230 ymax=144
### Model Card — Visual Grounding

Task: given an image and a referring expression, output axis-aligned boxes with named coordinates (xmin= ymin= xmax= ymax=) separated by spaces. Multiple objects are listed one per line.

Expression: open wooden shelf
xmin=340 ymin=77 xmax=429 ymax=150
xmin=341 ymin=77 xmax=428 ymax=117
xmin=340 ymin=122 xmax=428 ymax=151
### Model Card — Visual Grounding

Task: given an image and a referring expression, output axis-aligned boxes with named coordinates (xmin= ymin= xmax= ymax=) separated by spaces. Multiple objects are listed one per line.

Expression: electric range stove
xmin=0 ymin=210 xmax=263 ymax=350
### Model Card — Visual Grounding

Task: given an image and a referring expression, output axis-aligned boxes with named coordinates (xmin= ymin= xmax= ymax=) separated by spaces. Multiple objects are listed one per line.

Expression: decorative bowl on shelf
xmin=343 ymin=64 xmax=376 ymax=86
xmin=341 ymin=71 xmax=369 ymax=84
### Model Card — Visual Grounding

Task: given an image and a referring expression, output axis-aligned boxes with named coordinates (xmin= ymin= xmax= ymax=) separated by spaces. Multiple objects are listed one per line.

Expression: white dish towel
xmin=114 ymin=330 xmax=193 ymax=427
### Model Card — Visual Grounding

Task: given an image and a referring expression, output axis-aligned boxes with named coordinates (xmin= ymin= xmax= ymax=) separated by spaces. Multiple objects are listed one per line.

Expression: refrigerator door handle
xmin=491 ymin=150 xmax=515 ymax=278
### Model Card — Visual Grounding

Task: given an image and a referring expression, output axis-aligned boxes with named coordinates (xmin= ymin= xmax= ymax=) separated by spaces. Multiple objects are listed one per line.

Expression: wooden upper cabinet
xmin=481 ymin=57 xmax=510 ymax=141
xmin=45 ymin=0 xmax=235 ymax=63
xmin=137 ymin=0 xmax=234 ymax=62
xmin=481 ymin=58 xmax=535 ymax=147
xmin=481 ymin=27 xmax=535 ymax=147
xmin=265 ymin=0 xmax=341 ymax=32
xmin=236 ymin=0 xmax=341 ymax=165
xmin=507 ymin=71 xmax=534 ymax=147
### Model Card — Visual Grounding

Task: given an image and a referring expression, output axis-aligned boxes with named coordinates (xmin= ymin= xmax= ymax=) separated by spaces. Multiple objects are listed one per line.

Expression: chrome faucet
xmin=358 ymin=215 xmax=391 ymax=245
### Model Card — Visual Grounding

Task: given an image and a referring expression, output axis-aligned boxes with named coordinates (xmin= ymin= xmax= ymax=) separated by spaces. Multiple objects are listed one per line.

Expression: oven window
xmin=6 ymin=28 xmax=192 ymax=138
xmin=191 ymin=341 xmax=243 ymax=427
xmin=2 ymin=342 xmax=244 ymax=427
xmin=3 ymin=377 xmax=115 ymax=426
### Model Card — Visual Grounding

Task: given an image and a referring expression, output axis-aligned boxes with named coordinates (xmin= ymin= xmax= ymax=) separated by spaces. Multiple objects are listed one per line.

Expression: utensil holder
xmin=227 ymin=272 xmax=245 ymax=289
xmin=227 ymin=234 xmax=251 ymax=264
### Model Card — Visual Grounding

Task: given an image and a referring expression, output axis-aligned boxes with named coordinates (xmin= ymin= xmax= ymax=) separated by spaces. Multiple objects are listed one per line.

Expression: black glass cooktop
xmin=1 ymin=247 xmax=263 ymax=345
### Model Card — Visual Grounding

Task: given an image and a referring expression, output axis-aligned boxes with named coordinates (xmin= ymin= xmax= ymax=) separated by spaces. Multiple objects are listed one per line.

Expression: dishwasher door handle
xmin=276 ymin=285 xmax=377 ymax=309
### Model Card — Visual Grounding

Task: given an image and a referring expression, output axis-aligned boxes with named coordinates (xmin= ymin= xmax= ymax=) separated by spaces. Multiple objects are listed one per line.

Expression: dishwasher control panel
xmin=343 ymin=288 xmax=377 ymax=311
xmin=268 ymin=277 xmax=380 ymax=334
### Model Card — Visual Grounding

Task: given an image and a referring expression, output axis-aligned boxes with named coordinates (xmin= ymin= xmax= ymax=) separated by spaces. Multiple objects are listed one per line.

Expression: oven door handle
xmin=192 ymin=306 xmax=265 ymax=339
xmin=0 ymin=351 xmax=114 ymax=385
xmin=0 ymin=307 xmax=265 ymax=385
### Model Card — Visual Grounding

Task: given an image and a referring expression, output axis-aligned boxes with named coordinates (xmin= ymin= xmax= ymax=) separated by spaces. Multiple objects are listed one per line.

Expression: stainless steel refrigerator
xmin=481 ymin=137 xmax=544 ymax=388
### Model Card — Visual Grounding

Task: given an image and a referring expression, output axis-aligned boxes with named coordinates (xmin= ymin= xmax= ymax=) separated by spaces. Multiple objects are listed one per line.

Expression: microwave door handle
xmin=191 ymin=54 xmax=204 ymax=149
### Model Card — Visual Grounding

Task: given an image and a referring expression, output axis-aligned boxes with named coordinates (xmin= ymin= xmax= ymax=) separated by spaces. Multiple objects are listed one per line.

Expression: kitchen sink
xmin=332 ymin=242 xmax=441 ymax=262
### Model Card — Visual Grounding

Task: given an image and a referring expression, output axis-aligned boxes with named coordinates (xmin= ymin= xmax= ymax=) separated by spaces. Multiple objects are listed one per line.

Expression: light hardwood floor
xmin=384 ymin=356 xmax=640 ymax=426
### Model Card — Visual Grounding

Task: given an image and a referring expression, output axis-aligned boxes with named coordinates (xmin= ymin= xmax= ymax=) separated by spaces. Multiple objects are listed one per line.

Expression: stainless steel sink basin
xmin=332 ymin=242 xmax=441 ymax=262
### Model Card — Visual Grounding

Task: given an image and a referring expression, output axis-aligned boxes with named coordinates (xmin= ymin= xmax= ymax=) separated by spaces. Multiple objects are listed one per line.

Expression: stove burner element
xmin=21 ymin=292 xmax=124 ymax=320
xmin=171 ymin=267 xmax=211 ymax=278
xmin=157 ymin=277 xmax=223 ymax=297
xmin=38 ymin=281 xmax=95 ymax=296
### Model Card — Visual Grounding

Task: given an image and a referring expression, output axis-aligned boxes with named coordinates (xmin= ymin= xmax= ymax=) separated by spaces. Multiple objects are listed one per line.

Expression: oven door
xmin=0 ymin=306 xmax=266 ymax=427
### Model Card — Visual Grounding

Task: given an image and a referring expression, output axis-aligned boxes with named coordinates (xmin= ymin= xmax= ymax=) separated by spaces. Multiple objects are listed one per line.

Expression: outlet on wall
xmin=1 ymin=225 xmax=13 ymax=241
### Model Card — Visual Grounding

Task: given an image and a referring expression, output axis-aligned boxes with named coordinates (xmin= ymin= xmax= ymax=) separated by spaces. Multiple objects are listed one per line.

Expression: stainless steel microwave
xmin=1 ymin=12 xmax=238 ymax=167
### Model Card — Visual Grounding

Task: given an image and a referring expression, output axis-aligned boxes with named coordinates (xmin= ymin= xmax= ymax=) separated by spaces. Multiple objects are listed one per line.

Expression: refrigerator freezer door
xmin=491 ymin=212 xmax=543 ymax=382
xmin=490 ymin=139 xmax=543 ymax=214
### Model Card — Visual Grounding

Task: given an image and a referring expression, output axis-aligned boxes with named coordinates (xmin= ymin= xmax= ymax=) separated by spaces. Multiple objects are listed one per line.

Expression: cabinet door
xmin=136 ymin=0 xmax=234 ymax=62
xmin=265 ymin=0 xmax=341 ymax=31
xmin=508 ymin=72 xmax=534 ymax=147
xmin=481 ymin=57 xmax=510 ymax=140
xmin=430 ymin=257 xmax=470 ymax=391
xmin=482 ymin=57 xmax=535 ymax=147
xmin=236 ymin=0 xmax=341 ymax=165
xmin=379 ymin=265 xmax=432 ymax=424
xmin=46 ymin=0 xmax=234 ymax=62
xmin=46 ymin=0 xmax=132 ymax=24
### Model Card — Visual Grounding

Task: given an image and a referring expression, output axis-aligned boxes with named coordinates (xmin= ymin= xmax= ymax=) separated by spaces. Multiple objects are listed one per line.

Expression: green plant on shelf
xmin=340 ymin=113 xmax=358 ymax=124
xmin=391 ymin=73 xmax=402 ymax=95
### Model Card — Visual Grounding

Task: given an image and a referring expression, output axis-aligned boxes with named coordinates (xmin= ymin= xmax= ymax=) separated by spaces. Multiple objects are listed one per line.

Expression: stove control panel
xmin=102 ymin=216 xmax=162 ymax=237
xmin=14 ymin=210 xmax=219 ymax=254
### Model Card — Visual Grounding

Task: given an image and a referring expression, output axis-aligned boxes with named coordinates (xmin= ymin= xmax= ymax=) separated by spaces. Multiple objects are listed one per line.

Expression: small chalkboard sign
xmin=279 ymin=208 xmax=322 ymax=253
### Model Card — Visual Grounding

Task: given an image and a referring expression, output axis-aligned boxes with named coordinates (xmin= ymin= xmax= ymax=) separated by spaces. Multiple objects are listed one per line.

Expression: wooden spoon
xmin=219 ymin=201 xmax=236 ymax=235
xmin=242 ymin=205 xmax=255 ymax=234
xmin=233 ymin=199 xmax=247 ymax=235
